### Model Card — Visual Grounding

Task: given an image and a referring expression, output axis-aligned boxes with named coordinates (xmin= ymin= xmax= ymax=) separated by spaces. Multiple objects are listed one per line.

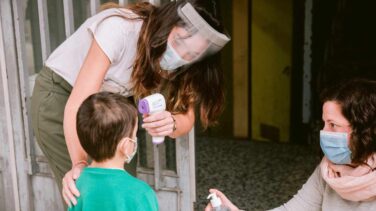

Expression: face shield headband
xmin=159 ymin=2 xmax=231 ymax=73
xmin=177 ymin=2 xmax=230 ymax=58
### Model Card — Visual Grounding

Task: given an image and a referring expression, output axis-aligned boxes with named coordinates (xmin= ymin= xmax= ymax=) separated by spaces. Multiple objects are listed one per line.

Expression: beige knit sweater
xmin=269 ymin=166 xmax=376 ymax=211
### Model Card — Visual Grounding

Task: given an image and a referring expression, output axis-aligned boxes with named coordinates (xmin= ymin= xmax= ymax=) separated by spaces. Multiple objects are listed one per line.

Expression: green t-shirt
xmin=68 ymin=167 xmax=159 ymax=211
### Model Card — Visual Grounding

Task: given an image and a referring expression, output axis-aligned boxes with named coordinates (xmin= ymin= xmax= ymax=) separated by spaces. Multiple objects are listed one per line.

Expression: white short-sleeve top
xmin=45 ymin=8 xmax=143 ymax=97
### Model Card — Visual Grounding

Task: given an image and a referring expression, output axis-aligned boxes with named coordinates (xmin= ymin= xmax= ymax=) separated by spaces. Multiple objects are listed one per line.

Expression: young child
xmin=67 ymin=92 xmax=159 ymax=211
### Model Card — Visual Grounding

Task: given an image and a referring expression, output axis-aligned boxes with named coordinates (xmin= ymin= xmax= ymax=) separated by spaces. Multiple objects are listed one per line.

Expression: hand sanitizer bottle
xmin=207 ymin=193 xmax=230 ymax=211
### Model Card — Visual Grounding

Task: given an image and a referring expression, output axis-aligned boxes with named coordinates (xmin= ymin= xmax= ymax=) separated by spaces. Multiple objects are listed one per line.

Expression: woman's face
xmin=322 ymin=101 xmax=352 ymax=136
xmin=167 ymin=26 xmax=209 ymax=62
xmin=158 ymin=26 xmax=209 ymax=79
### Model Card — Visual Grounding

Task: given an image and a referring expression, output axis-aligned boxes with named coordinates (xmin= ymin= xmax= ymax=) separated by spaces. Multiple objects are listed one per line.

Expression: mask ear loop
xmin=124 ymin=137 xmax=138 ymax=163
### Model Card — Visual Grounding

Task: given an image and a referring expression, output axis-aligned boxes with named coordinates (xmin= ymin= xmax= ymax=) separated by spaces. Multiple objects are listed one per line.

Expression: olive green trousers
xmin=31 ymin=67 xmax=137 ymax=204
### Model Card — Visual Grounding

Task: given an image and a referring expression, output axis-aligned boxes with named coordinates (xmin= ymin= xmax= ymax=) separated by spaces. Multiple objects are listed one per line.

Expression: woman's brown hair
xmin=320 ymin=79 xmax=376 ymax=165
xmin=101 ymin=1 xmax=226 ymax=129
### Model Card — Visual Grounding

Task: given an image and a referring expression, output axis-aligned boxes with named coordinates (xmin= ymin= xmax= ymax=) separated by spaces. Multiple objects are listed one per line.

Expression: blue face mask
xmin=159 ymin=42 xmax=190 ymax=72
xmin=320 ymin=130 xmax=352 ymax=164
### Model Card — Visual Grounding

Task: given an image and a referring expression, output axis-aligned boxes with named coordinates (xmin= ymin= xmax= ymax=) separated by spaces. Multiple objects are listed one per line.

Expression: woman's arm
xmin=64 ymin=38 xmax=111 ymax=165
xmin=170 ymin=105 xmax=195 ymax=138
xmin=205 ymin=166 xmax=324 ymax=211
xmin=268 ymin=166 xmax=324 ymax=211
xmin=62 ymin=38 xmax=110 ymax=206
xmin=142 ymin=105 xmax=195 ymax=139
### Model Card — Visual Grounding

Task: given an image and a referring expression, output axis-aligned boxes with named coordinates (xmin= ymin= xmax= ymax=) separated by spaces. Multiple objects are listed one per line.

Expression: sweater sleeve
xmin=268 ymin=165 xmax=325 ymax=211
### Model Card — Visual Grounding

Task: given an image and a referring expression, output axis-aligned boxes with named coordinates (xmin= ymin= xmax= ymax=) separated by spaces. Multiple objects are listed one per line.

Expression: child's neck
xmin=90 ymin=158 xmax=125 ymax=170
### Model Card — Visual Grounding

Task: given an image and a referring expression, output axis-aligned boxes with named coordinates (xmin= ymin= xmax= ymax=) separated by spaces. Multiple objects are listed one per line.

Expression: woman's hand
xmin=62 ymin=162 xmax=87 ymax=207
xmin=142 ymin=111 xmax=175 ymax=137
xmin=205 ymin=189 xmax=240 ymax=211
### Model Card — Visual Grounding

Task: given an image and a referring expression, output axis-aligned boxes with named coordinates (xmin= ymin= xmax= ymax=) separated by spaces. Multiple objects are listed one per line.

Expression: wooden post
xmin=90 ymin=0 xmax=100 ymax=16
xmin=37 ymin=0 xmax=51 ymax=62
xmin=63 ymin=0 xmax=75 ymax=38
xmin=1 ymin=0 xmax=34 ymax=209
xmin=176 ymin=128 xmax=196 ymax=211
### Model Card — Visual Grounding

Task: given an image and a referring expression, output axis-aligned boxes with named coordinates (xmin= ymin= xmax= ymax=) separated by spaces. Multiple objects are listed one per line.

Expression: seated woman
xmin=206 ymin=79 xmax=376 ymax=211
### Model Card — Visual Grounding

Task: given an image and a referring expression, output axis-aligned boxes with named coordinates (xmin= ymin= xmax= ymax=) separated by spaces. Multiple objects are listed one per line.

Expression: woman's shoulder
xmin=92 ymin=7 xmax=142 ymax=23
xmin=87 ymin=8 xmax=143 ymax=34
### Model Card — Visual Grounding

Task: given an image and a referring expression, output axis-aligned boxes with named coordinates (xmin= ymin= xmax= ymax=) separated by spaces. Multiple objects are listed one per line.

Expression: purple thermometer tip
xmin=138 ymin=99 xmax=150 ymax=114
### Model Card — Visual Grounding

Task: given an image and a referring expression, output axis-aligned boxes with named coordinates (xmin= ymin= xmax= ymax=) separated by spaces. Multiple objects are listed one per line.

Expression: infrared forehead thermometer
xmin=138 ymin=93 xmax=166 ymax=144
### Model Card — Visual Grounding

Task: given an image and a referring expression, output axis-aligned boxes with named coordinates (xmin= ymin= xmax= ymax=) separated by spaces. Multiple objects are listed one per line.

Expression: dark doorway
xmin=291 ymin=0 xmax=376 ymax=145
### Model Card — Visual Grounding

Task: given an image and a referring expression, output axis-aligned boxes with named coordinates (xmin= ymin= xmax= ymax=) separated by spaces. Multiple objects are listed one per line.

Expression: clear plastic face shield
xmin=159 ymin=2 xmax=231 ymax=72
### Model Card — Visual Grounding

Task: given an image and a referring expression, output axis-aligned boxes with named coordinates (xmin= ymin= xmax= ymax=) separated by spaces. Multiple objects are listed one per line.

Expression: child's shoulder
xmin=123 ymin=172 xmax=154 ymax=193
xmin=78 ymin=167 xmax=154 ymax=194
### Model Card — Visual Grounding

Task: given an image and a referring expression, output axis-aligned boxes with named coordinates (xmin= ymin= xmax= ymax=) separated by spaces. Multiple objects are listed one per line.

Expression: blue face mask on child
xmin=320 ymin=130 xmax=352 ymax=164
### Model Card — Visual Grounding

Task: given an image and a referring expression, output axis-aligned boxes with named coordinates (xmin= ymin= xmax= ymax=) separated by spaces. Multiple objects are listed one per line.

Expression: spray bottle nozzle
xmin=207 ymin=193 xmax=222 ymax=208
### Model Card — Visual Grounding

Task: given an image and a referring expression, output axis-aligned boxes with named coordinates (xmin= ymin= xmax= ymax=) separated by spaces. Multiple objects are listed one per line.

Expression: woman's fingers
xmin=204 ymin=203 xmax=213 ymax=211
xmin=62 ymin=168 xmax=82 ymax=206
xmin=142 ymin=116 xmax=173 ymax=129
xmin=208 ymin=189 xmax=239 ymax=211
xmin=142 ymin=111 xmax=174 ymax=137
xmin=146 ymin=123 xmax=174 ymax=133
xmin=210 ymin=189 xmax=226 ymax=199
xmin=67 ymin=176 xmax=80 ymax=197
xmin=63 ymin=186 xmax=77 ymax=205
xmin=144 ymin=130 xmax=173 ymax=137
xmin=143 ymin=111 xmax=172 ymax=124
xmin=62 ymin=175 xmax=78 ymax=205
xmin=142 ymin=118 xmax=171 ymax=129
xmin=62 ymin=186 xmax=76 ymax=206
xmin=62 ymin=182 xmax=71 ymax=207
xmin=144 ymin=124 xmax=174 ymax=137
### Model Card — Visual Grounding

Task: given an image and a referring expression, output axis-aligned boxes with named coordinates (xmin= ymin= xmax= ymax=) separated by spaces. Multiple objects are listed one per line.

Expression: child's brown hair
xmin=76 ymin=92 xmax=137 ymax=162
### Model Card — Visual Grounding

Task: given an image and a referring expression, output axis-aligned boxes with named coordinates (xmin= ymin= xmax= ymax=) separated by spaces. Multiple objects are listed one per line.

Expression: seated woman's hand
xmin=142 ymin=110 xmax=175 ymax=137
xmin=205 ymin=189 xmax=240 ymax=211
xmin=62 ymin=161 xmax=86 ymax=207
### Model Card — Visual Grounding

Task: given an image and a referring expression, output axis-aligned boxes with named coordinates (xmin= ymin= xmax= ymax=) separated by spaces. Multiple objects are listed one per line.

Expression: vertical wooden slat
xmin=37 ymin=0 xmax=51 ymax=61
xmin=0 ymin=10 xmax=21 ymax=211
xmin=13 ymin=0 xmax=37 ymax=176
xmin=90 ymin=0 xmax=100 ymax=16
xmin=233 ymin=0 xmax=249 ymax=138
xmin=188 ymin=128 xmax=196 ymax=203
xmin=0 ymin=158 xmax=3 ymax=171
xmin=149 ymin=0 xmax=161 ymax=6
xmin=169 ymin=0 xmax=195 ymax=206
xmin=153 ymin=144 xmax=163 ymax=190
xmin=176 ymin=128 xmax=195 ymax=211
xmin=302 ymin=0 xmax=313 ymax=123
xmin=1 ymin=0 xmax=35 ymax=210
xmin=118 ymin=0 xmax=128 ymax=7
xmin=63 ymin=0 xmax=74 ymax=38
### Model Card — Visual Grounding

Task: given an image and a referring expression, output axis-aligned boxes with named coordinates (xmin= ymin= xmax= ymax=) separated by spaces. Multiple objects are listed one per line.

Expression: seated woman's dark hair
xmin=320 ymin=79 xmax=376 ymax=165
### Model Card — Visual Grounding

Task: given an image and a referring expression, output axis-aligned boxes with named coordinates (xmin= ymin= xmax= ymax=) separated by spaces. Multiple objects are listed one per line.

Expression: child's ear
xmin=118 ymin=138 xmax=131 ymax=156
